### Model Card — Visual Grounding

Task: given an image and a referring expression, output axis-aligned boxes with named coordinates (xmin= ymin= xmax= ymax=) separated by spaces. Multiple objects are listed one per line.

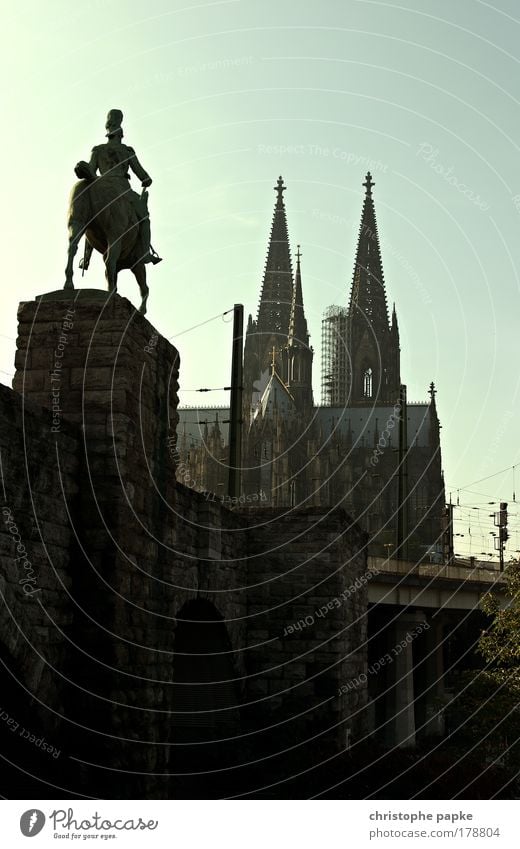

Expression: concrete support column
xmin=387 ymin=612 xmax=424 ymax=748
xmin=424 ymin=613 xmax=445 ymax=737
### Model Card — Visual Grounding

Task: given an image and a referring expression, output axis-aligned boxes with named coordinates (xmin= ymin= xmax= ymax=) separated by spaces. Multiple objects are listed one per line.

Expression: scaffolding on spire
xmin=321 ymin=305 xmax=348 ymax=406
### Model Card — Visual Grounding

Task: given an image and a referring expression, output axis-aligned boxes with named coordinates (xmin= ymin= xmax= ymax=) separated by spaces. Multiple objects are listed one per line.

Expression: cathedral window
xmin=413 ymin=486 xmax=428 ymax=513
xmin=363 ymin=367 xmax=373 ymax=398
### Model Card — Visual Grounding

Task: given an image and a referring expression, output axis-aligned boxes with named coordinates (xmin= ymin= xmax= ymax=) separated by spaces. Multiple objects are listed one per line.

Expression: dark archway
xmin=169 ymin=598 xmax=241 ymax=791
xmin=171 ymin=599 xmax=240 ymax=742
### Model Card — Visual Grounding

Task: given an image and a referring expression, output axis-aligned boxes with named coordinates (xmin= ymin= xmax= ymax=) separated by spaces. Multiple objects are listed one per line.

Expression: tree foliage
xmin=479 ymin=560 xmax=520 ymax=667
xmin=444 ymin=562 xmax=520 ymax=770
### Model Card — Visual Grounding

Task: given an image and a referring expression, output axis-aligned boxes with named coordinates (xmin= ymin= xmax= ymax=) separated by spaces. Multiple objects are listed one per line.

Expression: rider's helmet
xmin=105 ymin=109 xmax=124 ymax=139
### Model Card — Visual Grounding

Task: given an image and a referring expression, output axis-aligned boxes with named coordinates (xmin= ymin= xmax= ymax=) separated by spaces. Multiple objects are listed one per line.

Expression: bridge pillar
xmin=387 ymin=611 xmax=424 ymax=748
xmin=423 ymin=613 xmax=445 ymax=736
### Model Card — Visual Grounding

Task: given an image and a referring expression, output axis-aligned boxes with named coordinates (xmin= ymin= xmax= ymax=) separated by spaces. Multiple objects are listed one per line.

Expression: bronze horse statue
xmin=64 ymin=175 xmax=149 ymax=315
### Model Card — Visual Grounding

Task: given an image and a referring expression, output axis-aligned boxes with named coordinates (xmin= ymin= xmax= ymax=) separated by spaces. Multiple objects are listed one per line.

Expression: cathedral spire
xmin=256 ymin=176 xmax=294 ymax=336
xmin=348 ymin=172 xmax=389 ymax=332
xmin=288 ymin=245 xmax=309 ymax=346
xmin=345 ymin=173 xmax=400 ymax=405
xmin=286 ymin=245 xmax=313 ymax=410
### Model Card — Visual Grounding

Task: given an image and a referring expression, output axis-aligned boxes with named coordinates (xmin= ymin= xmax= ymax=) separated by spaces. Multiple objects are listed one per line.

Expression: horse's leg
xmin=105 ymin=242 xmax=122 ymax=293
xmin=64 ymin=219 xmax=85 ymax=289
xmin=133 ymin=262 xmax=149 ymax=315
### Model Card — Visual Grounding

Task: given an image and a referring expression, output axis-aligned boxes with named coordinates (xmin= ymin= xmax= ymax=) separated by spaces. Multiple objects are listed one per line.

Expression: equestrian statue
xmin=64 ymin=109 xmax=162 ymax=315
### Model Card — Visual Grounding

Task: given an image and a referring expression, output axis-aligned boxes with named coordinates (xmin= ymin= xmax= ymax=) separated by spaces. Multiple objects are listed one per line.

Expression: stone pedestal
xmin=13 ymin=290 xmax=181 ymax=793
xmin=14 ymin=289 xmax=180 ymax=579
xmin=14 ymin=289 xmax=179 ymax=460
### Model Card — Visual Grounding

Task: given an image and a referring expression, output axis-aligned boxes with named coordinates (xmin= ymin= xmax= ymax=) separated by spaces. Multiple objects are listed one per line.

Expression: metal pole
xmin=228 ymin=304 xmax=244 ymax=499
xmin=403 ymin=385 xmax=408 ymax=560
xmin=397 ymin=384 xmax=408 ymax=560
xmin=448 ymin=502 xmax=454 ymax=565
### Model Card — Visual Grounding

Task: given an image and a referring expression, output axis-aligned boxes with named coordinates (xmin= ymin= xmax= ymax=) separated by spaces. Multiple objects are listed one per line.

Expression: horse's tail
xmin=68 ymin=179 xmax=95 ymax=231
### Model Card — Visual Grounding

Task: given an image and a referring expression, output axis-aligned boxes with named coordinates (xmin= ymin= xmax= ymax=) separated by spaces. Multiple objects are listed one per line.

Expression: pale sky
xmin=1 ymin=0 xmax=519 ymax=560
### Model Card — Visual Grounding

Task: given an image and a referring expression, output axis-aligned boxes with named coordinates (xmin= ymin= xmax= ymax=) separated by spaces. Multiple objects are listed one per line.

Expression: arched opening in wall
xmin=170 ymin=600 xmax=240 ymax=752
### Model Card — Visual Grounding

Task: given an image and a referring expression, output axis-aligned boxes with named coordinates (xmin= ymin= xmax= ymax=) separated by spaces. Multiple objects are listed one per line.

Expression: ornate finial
xmin=270 ymin=345 xmax=277 ymax=373
xmin=296 ymin=244 xmax=302 ymax=263
xmin=363 ymin=172 xmax=375 ymax=196
xmin=274 ymin=176 xmax=286 ymax=202
xmin=429 ymin=381 xmax=436 ymax=400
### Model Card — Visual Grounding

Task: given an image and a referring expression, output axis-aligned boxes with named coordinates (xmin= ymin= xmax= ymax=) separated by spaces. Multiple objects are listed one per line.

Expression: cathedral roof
xmin=176 ymin=408 xmax=230 ymax=450
xmin=177 ymin=402 xmax=433 ymax=449
xmin=316 ymin=404 xmax=432 ymax=449
xmin=253 ymin=369 xmax=295 ymax=422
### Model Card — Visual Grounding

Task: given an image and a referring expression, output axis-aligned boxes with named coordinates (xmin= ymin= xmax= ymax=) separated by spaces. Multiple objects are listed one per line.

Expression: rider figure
xmin=75 ymin=109 xmax=162 ymax=267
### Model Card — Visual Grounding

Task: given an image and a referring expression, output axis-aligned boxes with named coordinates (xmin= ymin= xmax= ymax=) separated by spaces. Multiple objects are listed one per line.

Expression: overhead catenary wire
xmin=446 ymin=467 xmax=520 ymax=561
xmin=450 ymin=460 xmax=520 ymax=493
xmin=168 ymin=307 xmax=234 ymax=341
xmin=180 ymin=386 xmax=232 ymax=392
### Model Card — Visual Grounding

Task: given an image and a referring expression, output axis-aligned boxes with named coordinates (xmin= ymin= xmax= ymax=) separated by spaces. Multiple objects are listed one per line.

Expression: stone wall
xmin=0 ymin=381 xmax=80 ymax=796
xmin=0 ymin=383 xmax=78 ymax=717
xmin=0 ymin=291 xmax=369 ymax=798
xmin=244 ymin=507 xmax=368 ymax=756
